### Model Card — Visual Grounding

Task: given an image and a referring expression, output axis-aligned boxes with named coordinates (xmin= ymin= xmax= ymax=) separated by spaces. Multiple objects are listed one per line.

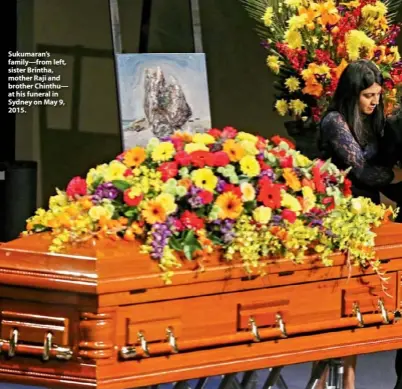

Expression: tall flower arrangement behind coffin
xmin=241 ymin=0 xmax=402 ymax=122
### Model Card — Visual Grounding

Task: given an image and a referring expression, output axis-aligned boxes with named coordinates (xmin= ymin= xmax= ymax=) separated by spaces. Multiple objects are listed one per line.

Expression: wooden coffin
xmin=0 ymin=222 xmax=401 ymax=389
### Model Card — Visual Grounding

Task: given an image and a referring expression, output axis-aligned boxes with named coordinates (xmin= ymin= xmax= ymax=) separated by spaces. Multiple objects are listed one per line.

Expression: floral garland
xmin=24 ymin=128 xmax=396 ymax=283
xmin=242 ymin=0 xmax=402 ymax=122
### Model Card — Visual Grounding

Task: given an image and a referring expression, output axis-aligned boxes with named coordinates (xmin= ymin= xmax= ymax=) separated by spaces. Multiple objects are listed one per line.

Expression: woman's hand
xmin=391 ymin=167 xmax=402 ymax=184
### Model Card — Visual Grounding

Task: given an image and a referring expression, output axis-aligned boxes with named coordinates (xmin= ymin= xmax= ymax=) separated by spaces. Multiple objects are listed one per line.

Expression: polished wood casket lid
xmin=0 ymin=222 xmax=401 ymax=295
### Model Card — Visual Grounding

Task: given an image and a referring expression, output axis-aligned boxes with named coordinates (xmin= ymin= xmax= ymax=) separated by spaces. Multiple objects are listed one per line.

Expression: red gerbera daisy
xmin=257 ymin=182 xmax=282 ymax=209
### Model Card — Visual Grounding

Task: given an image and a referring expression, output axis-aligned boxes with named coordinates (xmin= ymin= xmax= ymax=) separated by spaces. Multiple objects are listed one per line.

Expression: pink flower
xmin=66 ymin=177 xmax=87 ymax=198
xmin=212 ymin=151 xmax=230 ymax=167
xmin=222 ymin=126 xmax=238 ymax=139
xmin=282 ymin=209 xmax=297 ymax=224
xmin=207 ymin=128 xmax=222 ymax=138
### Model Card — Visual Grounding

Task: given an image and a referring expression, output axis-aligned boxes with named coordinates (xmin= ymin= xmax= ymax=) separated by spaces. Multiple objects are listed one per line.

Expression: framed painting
xmin=115 ymin=53 xmax=212 ymax=149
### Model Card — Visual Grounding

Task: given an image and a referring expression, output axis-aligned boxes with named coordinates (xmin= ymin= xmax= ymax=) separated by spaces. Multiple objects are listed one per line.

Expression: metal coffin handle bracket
xmin=8 ymin=328 xmax=19 ymax=357
xmin=353 ymin=302 xmax=364 ymax=327
xmin=166 ymin=327 xmax=178 ymax=353
xmin=138 ymin=331 xmax=150 ymax=357
xmin=43 ymin=331 xmax=73 ymax=361
xmin=120 ymin=345 xmax=137 ymax=360
xmin=249 ymin=317 xmax=261 ymax=342
xmin=54 ymin=345 xmax=73 ymax=360
xmin=378 ymin=298 xmax=390 ymax=324
xmin=42 ymin=332 xmax=52 ymax=361
xmin=276 ymin=313 xmax=288 ymax=338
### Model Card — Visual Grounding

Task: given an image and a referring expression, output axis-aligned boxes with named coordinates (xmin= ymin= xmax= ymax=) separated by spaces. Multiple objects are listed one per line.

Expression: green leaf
xmin=208 ymin=234 xmax=224 ymax=245
xmin=91 ymin=177 xmax=103 ymax=190
xmin=384 ymin=0 xmax=402 ymax=23
xmin=33 ymin=224 xmax=49 ymax=232
xmin=244 ymin=200 xmax=257 ymax=212
xmin=183 ymin=241 xmax=203 ymax=260
xmin=124 ymin=208 xmax=138 ymax=218
xmin=183 ymin=229 xmax=196 ymax=245
xmin=111 ymin=180 xmax=131 ymax=191
xmin=169 ymin=236 xmax=183 ymax=251
xmin=168 ymin=230 xmax=203 ymax=260
xmin=183 ymin=245 xmax=195 ymax=260
xmin=319 ymin=158 xmax=332 ymax=173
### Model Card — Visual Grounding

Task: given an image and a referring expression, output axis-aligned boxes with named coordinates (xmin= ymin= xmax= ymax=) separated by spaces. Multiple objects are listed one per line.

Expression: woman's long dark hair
xmin=323 ymin=59 xmax=385 ymax=146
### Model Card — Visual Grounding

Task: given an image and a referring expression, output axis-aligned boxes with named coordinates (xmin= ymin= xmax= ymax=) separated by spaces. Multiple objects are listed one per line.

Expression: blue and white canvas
xmin=115 ymin=53 xmax=212 ymax=149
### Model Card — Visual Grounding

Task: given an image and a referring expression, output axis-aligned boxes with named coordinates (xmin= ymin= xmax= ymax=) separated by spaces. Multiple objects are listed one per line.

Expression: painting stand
xmin=109 ymin=0 xmax=122 ymax=53
xmin=108 ymin=0 xmax=203 ymax=54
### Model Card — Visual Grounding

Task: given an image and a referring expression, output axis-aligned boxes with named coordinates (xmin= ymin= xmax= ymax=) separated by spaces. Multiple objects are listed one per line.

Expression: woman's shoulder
xmin=321 ymin=111 xmax=346 ymax=127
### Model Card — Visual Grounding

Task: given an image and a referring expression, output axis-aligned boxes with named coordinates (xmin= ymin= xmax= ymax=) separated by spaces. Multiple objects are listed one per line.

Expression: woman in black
xmin=319 ymin=60 xmax=402 ymax=202
xmin=317 ymin=59 xmax=402 ymax=389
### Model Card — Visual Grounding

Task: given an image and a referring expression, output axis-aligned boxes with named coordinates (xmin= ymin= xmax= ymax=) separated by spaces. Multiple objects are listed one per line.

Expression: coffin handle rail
xmin=0 ymin=329 xmax=73 ymax=361
xmin=118 ymin=309 xmax=395 ymax=360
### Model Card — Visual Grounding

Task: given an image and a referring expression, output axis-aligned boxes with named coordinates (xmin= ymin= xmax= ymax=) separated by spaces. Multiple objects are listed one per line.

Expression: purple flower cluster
xmin=151 ymin=222 xmax=172 ymax=259
xmin=259 ymin=169 xmax=275 ymax=181
xmin=216 ymin=178 xmax=227 ymax=193
xmin=271 ymin=214 xmax=282 ymax=226
xmin=310 ymin=219 xmax=323 ymax=227
xmin=92 ymin=182 xmax=119 ymax=203
xmin=188 ymin=186 xmax=203 ymax=208
xmin=212 ymin=218 xmax=235 ymax=244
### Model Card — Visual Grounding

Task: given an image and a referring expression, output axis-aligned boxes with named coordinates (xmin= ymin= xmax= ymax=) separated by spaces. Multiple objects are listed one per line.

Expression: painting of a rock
xmin=115 ymin=53 xmax=212 ymax=149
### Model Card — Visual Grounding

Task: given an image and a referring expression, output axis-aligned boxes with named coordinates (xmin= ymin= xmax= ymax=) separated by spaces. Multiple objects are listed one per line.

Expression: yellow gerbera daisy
xmin=223 ymin=139 xmax=246 ymax=162
xmin=240 ymin=155 xmax=261 ymax=177
xmin=192 ymin=168 xmax=218 ymax=192
xmin=151 ymin=142 xmax=175 ymax=162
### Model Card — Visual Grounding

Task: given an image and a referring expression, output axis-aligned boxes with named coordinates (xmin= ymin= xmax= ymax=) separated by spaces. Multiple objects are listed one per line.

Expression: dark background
xmin=4 ymin=0 xmax=402 ymax=207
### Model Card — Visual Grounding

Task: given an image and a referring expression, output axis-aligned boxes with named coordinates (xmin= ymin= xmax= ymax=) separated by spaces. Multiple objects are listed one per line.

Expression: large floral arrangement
xmin=24 ymin=129 xmax=395 ymax=283
xmin=241 ymin=0 xmax=402 ymax=122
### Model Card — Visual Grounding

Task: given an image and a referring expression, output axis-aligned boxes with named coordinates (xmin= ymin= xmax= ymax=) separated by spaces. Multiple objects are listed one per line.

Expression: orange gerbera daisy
xmin=215 ymin=192 xmax=243 ymax=219
xmin=178 ymin=177 xmax=192 ymax=189
xmin=282 ymin=168 xmax=301 ymax=192
xmin=123 ymin=147 xmax=146 ymax=167
xmin=141 ymin=200 xmax=167 ymax=224
xmin=223 ymin=139 xmax=245 ymax=162
xmin=173 ymin=131 xmax=193 ymax=142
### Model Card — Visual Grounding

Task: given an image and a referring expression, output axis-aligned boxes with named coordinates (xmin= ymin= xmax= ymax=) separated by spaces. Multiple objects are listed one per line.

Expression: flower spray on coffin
xmin=24 ymin=129 xmax=396 ymax=283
